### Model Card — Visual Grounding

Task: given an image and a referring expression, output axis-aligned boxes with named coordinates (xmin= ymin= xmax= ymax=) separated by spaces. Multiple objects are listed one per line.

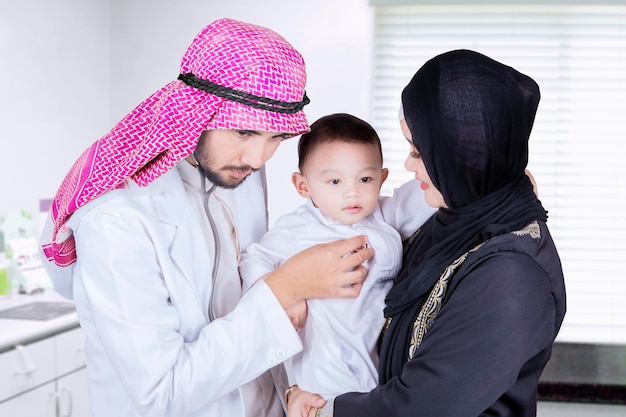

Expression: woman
xmin=288 ymin=50 xmax=566 ymax=417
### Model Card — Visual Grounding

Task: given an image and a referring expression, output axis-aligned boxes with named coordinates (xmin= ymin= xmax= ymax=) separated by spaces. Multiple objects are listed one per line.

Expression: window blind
xmin=372 ymin=4 xmax=626 ymax=345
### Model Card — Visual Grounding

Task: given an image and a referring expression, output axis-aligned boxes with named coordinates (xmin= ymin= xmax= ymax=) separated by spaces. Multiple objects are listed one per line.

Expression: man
xmin=40 ymin=18 xmax=372 ymax=417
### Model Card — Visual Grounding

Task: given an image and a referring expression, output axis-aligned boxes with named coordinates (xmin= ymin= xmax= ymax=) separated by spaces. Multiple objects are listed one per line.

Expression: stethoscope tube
xmin=192 ymin=152 xmax=220 ymax=322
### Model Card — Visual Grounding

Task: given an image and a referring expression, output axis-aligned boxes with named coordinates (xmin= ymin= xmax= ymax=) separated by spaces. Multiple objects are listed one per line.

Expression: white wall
xmin=108 ymin=0 xmax=375 ymax=225
xmin=0 ymin=0 xmax=112 ymax=229
xmin=0 ymin=0 xmax=374 ymax=231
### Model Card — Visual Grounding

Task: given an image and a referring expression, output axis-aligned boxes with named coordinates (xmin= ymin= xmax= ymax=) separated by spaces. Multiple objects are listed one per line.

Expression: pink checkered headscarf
xmin=42 ymin=18 xmax=309 ymax=267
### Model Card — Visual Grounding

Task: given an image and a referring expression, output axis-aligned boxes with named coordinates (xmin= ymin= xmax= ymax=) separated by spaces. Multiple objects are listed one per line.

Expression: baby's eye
xmin=359 ymin=177 xmax=373 ymax=183
xmin=329 ymin=179 xmax=341 ymax=185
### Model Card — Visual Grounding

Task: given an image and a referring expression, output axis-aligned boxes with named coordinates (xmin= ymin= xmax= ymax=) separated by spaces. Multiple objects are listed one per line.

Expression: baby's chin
xmin=331 ymin=211 xmax=372 ymax=226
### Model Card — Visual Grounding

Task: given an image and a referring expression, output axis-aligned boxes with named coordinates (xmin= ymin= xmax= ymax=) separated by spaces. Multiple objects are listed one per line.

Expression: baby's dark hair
xmin=297 ymin=113 xmax=383 ymax=171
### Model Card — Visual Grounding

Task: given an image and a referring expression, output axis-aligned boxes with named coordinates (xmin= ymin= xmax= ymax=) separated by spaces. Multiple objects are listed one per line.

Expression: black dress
xmin=334 ymin=221 xmax=566 ymax=416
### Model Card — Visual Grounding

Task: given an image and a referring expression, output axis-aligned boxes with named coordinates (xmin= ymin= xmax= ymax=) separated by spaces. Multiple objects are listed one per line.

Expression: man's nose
xmin=242 ymin=141 xmax=273 ymax=169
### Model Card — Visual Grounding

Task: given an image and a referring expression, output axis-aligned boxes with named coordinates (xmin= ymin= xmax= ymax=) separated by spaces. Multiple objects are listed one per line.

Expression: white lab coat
xmin=40 ymin=166 xmax=302 ymax=417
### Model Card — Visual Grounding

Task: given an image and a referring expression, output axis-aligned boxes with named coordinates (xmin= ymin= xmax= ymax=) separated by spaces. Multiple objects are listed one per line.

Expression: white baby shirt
xmin=239 ymin=180 xmax=434 ymax=399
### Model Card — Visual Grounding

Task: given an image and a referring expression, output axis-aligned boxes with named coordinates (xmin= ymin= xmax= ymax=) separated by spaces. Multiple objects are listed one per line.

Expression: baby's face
xmin=297 ymin=141 xmax=386 ymax=225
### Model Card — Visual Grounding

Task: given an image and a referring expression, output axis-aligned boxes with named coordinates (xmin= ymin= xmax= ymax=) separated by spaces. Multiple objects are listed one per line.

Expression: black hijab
xmin=384 ymin=49 xmax=547 ymax=321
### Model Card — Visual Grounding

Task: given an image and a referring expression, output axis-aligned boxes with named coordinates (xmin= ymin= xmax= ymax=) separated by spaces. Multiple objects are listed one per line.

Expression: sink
xmin=0 ymin=301 xmax=76 ymax=321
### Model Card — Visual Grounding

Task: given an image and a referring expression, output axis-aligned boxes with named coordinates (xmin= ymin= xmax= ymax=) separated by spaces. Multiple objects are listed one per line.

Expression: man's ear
xmin=292 ymin=172 xmax=311 ymax=198
xmin=379 ymin=167 xmax=389 ymax=190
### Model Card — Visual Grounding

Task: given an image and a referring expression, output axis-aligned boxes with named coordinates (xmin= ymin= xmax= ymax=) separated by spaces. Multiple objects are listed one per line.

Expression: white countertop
xmin=0 ymin=290 xmax=79 ymax=353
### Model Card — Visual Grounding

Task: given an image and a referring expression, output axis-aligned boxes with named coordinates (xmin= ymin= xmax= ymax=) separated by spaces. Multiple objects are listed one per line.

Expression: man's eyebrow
xmin=239 ymin=129 xmax=261 ymax=135
xmin=239 ymin=130 xmax=291 ymax=140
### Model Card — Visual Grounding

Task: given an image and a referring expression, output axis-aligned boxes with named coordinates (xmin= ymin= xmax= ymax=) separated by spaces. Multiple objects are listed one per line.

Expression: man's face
xmin=192 ymin=129 xmax=292 ymax=188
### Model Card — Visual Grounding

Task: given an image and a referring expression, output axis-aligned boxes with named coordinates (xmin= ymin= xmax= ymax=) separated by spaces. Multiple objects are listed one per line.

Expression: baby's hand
xmin=286 ymin=300 xmax=307 ymax=329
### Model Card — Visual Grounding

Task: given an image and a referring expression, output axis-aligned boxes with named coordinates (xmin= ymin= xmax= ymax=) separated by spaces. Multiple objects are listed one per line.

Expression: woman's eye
xmin=410 ymin=150 xmax=421 ymax=159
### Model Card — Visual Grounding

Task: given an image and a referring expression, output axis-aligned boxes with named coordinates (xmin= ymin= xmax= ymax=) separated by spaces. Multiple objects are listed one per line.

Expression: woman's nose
xmin=404 ymin=154 xmax=417 ymax=172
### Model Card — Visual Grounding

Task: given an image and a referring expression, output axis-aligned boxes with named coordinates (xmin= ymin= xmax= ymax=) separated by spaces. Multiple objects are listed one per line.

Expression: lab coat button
xmin=267 ymin=355 xmax=277 ymax=365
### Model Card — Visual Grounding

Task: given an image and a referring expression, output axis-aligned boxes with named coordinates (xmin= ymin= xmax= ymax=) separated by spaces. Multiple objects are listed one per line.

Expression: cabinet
xmin=0 ymin=327 xmax=91 ymax=417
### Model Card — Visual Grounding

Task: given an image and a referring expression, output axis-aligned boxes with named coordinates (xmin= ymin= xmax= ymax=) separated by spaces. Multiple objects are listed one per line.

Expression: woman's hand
xmin=265 ymin=235 xmax=373 ymax=310
xmin=525 ymin=169 xmax=538 ymax=197
xmin=286 ymin=386 xmax=326 ymax=417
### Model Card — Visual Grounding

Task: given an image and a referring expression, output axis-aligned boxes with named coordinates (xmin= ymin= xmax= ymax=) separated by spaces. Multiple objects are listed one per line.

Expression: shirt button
xmin=276 ymin=349 xmax=286 ymax=359
xmin=267 ymin=355 xmax=277 ymax=365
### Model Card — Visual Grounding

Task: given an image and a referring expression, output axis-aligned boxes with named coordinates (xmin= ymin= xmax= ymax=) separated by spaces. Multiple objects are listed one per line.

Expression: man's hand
xmin=265 ymin=235 xmax=373 ymax=310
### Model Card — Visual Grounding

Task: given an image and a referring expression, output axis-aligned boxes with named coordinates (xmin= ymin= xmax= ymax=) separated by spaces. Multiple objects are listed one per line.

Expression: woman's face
xmin=401 ymin=119 xmax=447 ymax=209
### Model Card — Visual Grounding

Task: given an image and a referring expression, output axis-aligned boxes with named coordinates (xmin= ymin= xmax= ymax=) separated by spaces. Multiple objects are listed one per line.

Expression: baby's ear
xmin=291 ymin=172 xmax=310 ymax=198
xmin=379 ymin=167 xmax=389 ymax=189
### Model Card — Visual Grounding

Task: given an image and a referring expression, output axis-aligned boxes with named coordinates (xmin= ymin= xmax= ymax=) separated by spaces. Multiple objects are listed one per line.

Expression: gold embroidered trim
xmin=512 ymin=221 xmax=541 ymax=239
xmin=407 ymin=243 xmax=482 ymax=360
xmin=407 ymin=221 xmax=541 ymax=360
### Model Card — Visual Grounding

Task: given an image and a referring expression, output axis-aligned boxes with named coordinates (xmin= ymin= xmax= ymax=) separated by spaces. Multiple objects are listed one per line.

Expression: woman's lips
xmin=420 ymin=182 xmax=429 ymax=190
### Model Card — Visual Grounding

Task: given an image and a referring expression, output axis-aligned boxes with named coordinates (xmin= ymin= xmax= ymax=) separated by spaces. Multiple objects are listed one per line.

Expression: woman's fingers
xmin=286 ymin=386 xmax=326 ymax=417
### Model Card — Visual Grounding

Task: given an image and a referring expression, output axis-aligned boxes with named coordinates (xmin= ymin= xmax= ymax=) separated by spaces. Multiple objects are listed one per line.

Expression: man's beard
xmin=200 ymin=164 xmax=255 ymax=189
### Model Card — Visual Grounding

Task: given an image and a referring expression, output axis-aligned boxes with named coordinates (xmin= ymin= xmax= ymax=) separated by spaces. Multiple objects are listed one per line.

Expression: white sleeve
xmin=379 ymin=179 xmax=437 ymax=240
xmin=239 ymin=216 xmax=296 ymax=293
xmin=72 ymin=209 xmax=302 ymax=416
